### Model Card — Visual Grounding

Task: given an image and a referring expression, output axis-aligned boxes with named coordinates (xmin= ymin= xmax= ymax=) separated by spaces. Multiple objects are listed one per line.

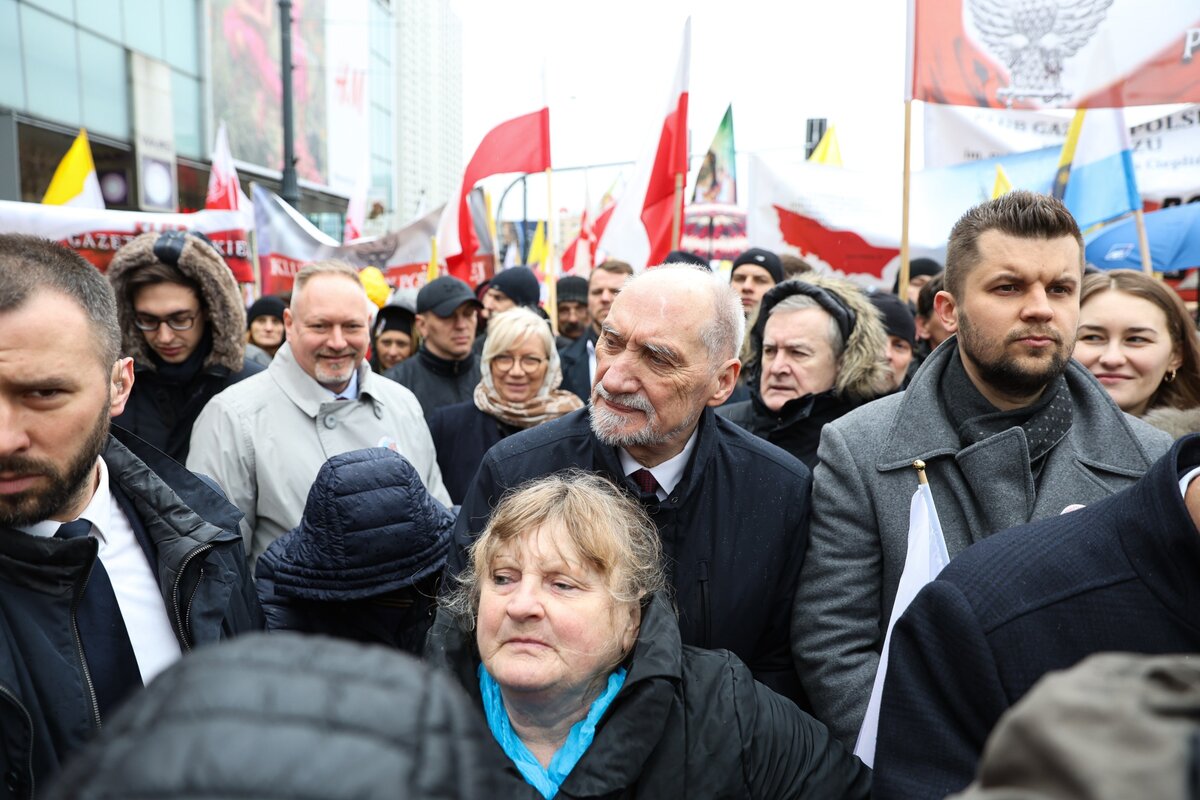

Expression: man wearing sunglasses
xmin=107 ymin=231 xmax=262 ymax=462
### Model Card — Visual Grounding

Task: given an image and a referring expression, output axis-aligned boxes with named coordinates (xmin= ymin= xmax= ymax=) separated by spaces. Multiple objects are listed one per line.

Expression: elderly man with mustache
xmin=189 ymin=261 xmax=449 ymax=565
xmin=451 ymin=265 xmax=813 ymax=707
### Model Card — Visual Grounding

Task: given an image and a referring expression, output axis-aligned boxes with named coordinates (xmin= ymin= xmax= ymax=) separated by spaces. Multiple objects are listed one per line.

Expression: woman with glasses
xmin=107 ymin=230 xmax=263 ymax=462
xmin=429 ymin=307 xmax=583 ymax=505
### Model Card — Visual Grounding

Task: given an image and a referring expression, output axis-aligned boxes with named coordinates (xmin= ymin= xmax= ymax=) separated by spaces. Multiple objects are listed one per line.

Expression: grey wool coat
xmin=791 ymin=337 xmax=1174 ymax=746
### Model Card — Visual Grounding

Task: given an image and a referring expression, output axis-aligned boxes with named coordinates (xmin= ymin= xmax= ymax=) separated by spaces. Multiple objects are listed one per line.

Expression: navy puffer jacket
xmin=255 ymin=447 xmax=454 ymax=653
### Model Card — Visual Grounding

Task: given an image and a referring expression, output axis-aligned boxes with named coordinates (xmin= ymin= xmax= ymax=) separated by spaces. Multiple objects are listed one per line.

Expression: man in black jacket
xmin=872 ymin=434 xmax=1200 ymax=800
xmin=384 ymin=276 xmax=481 ymax=418
xmin=0 ymin=234 xmax=262 ymax=800
xmin=453 ymin=265 xmax=811 ymax=704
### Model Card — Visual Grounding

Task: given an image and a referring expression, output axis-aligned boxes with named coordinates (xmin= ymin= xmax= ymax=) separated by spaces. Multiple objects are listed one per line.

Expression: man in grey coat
xmin=791 ymin=191 xmax=1174 ymax=746
xmin=188 ymin=262 xmax=449 ymax=564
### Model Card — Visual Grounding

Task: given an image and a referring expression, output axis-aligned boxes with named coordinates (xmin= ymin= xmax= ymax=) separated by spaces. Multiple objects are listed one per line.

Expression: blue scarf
xmin=479 ymin=664 xmax=626 ymax=799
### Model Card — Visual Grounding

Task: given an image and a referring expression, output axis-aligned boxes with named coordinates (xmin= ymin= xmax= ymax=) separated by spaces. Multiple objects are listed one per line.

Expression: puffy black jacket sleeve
xmin=872 ymin=579 xmax=1008 ymax=800
xmin=733 ymin=656 xmax=871 ymax=799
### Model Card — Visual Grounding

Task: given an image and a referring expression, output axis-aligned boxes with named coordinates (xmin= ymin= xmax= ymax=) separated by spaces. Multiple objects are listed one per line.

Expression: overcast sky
xmin=451 ymin=0 xmax=912 ymax=219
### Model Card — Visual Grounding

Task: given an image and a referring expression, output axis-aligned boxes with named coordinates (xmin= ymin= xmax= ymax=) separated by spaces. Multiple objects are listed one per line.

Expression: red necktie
xmin=629 ymin=468 xmax=660 ymax=498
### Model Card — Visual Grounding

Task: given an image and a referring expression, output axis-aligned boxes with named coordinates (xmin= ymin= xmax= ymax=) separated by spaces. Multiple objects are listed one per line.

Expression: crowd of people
xmin=1 ymin=188 xmax=1199 ymax=799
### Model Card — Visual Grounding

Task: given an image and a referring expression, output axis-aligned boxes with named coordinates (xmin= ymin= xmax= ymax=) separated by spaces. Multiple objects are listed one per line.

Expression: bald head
xmin=615 ymin=265 xmax=744 ymax=366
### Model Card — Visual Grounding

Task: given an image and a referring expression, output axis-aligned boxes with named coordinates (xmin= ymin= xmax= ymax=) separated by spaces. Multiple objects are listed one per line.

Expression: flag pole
xmin=1134 ymin=208 xmax=1153 ymax=275
xmin=484 ymin=189 xmax=500 ymax=279
xmin=898 ymin=99 xmax=913 ymax=297
xmin=545 ymin=167 xmax=558 ymax=334
xmin=427 ymin=236 xmax=438 ymax=284
xmin=672 ymin=172 xmax=684 ymax=251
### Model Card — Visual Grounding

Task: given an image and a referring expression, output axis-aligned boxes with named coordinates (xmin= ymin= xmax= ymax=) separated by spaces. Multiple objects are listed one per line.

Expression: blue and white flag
xmin=1053 ymin=108 xmax=1141 ymax=230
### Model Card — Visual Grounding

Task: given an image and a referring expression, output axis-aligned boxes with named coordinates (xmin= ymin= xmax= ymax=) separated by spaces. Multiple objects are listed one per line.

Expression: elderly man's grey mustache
xmin=591 ymin=384 xmax=654 ymax=413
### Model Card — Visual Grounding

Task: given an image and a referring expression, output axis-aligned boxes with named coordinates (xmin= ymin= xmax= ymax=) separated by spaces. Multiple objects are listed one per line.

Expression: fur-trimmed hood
xmin=745 ymin=274 xmax=893 ymax=405
xmin=108 ymin=231 xmax=246 ymax=372
xmin=1142 ymin=405 xmax=1200 ymax=440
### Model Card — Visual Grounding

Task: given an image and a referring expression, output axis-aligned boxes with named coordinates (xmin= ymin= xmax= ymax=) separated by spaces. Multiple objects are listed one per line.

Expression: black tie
xmin=629 ymin=469 xmax=661 ymax=504
xmin=56 ymin=520 xmax=143 ymax=719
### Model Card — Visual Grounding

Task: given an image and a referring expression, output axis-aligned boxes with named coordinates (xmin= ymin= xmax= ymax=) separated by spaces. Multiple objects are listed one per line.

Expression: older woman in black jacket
xmin=426 ymin=471 xmax=870 ymax=799
xmin=428 ymin=307 xmax=582 ymax=504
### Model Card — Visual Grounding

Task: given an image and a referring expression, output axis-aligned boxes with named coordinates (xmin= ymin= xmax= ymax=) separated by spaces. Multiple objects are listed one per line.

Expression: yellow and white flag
xmin=42 ymin=129 xmax=104 ymax=209
xmin=854 ymin=463 xmax=951 ymax=768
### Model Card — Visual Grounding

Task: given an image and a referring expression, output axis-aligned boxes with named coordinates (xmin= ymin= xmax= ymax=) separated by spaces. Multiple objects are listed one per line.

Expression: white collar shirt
xmin=618 ymin=429 xmax=699 ymax=502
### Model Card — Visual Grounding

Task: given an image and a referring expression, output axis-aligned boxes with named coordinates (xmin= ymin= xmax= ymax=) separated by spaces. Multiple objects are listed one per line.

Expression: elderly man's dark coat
xmin=451 ymin=406 xmax=812 ymax=704
xmin=873 ymin=435 xmax=1200 ymax=800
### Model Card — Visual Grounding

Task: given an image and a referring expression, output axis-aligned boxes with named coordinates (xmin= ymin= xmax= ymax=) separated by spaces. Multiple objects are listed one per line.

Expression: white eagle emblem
xmin=968 ymin=0 xmax=1114 ymax=105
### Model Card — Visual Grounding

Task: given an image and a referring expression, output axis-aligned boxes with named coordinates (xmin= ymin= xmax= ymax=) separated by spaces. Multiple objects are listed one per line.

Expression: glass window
xmin=76 ymin=0 xmax=123 ymax=40
xmin=21 ymin=5 xmax=80 ymax=125
xmin=24 ymin=0 xmax=72 ymax=20
xmin=122 ymin=0 xmax=164 ymax=60
xmin=172 ymin=70 xmax=202 ymax=159
xmin=162 ymin=0 xmax=199 ymax=76
xmin=79 ymin=31 xmax=129 ymax=139
xmin=0 ymin=0 xmax=24 ymax=110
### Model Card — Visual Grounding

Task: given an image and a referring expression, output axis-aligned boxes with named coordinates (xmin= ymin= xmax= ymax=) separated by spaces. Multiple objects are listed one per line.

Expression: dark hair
xmin=0 ymin=234 xmax=121 ymax=367
xmin=916 ymin=273 xmax=945 ymax=320
xmin=1081 ymin=270 xmax=1200 ymax=413
xmin=122 ymin=260 xmax=202 ymax=310
xmin=944 ymin=191 xmax=1084 ymax=299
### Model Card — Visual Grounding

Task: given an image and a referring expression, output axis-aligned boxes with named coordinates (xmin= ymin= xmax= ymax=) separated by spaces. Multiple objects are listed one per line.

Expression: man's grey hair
xmin=0 ymin=234 xmax=121 ymax=368
xmin=293 ymin=260 xmax=364 ymax=295
xmin=769 ymin=294 xmax=846 ymax=359
xmin=632 ymin=265 xmax=744 ymax=366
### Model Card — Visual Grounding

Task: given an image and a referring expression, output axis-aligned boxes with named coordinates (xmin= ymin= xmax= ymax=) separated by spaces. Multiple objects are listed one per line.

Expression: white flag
xmin=854 ymin=479 xmax=950 ymax=768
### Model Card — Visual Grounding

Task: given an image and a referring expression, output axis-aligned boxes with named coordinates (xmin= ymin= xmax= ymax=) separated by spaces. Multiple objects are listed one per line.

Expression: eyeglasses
xmin=134 ymin=311 xmax=200 ymax=332
xmin=492 ymin=354 xmax=547 ymax=372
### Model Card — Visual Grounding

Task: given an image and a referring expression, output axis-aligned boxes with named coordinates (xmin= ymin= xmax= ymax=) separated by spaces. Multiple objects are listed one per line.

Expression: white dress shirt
xmin=619 ymin=429 xmax=699 ymax=502
xmin=20 ymin=457 xmax=182 ymax=684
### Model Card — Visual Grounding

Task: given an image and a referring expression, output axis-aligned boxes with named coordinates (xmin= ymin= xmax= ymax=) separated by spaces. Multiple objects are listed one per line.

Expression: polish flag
xmin=205 ymin=121 xmax=251 ymax=212
xmin=598 ymin=18 xmax=690 ymax=270
xmin=437 ymin=108 xmax=551 ymax=283
xmin=562 ymin=208 xmax=596 ymax=274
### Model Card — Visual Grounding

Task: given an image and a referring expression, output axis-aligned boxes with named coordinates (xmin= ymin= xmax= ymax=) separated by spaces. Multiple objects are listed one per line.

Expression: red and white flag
xmin=436 ymin=108 xmax=551 ymax=285
xmin=906 ymin=0 xmax=1200 ymax=109
xmin=205 ymin=121 xmax=251 ymax=212
xmin=598 ymin=18 xmax=690 ymax=270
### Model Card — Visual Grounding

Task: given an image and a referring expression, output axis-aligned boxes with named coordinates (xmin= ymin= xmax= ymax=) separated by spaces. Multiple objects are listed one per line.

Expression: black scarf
xmin=940 ymin=348 xmax=1073 ymax=464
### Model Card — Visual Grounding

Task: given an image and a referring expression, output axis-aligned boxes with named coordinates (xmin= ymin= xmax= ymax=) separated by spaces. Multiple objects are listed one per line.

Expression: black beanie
xmin=489 ymin=267 xmax=541 ymax=308
xmin=731 ymin=248 xmax=784 ymax=284
xmin=374 ymin=306 xmax=415 ymax=339
xmin=869 ymin=291 xmax=916 ymax=345
xmin=247 ymin=296 xmax=287 ymax=329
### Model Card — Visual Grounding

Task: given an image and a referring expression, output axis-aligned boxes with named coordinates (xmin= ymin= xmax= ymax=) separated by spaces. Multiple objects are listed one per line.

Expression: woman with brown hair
xmin=1074 ymin=270 xmax=1200 ymax=422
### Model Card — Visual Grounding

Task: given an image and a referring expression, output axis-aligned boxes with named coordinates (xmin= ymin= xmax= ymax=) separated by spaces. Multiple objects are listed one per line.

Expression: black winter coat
xmin=428 ymin=401 xmax=518 ymax=505
xmin=113 ymin=342 xmax=263 ymax=463
xmin=873 ymin=435 xmax=1200 ymax=800
xmin=255 ymin=447 xmax=453 ymax=653
xmin=426 ymin=594 xmax=871 ymax=799
xmin=44 ymin=633 xmax=535 ymax=800
xmin=452 ymin=407 xmax=812 ymax=704
xmin=718 ymin=390 xmax=859 ymax=470
xmin=557 ymin=328 xmax=594 ymax=402
xmin=384 ymin=346 xmax=480 ymax=418
xmin=0 ymin=428 xmax=263 ymax=800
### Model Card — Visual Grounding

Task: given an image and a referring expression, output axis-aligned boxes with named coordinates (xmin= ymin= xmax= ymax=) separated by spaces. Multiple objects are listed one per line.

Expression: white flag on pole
xmin=854 ymin=471 xmax=951 ymax=768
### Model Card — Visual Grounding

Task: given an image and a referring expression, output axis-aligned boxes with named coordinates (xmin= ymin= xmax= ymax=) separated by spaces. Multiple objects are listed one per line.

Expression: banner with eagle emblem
xmin=907 ymin=0 xmax=1200 ymax=108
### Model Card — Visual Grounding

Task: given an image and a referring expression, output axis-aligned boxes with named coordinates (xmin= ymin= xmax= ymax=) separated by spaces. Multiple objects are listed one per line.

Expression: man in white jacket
xmin=188 ymin=261 xmax=449 ymax=564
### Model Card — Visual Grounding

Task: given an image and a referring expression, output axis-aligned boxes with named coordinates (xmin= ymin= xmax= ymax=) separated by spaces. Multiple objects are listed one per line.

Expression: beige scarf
xmin=474 ymin=349 xmax=584 ymax=429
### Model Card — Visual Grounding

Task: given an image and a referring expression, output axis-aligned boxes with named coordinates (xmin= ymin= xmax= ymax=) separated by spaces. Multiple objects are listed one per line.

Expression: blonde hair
xmin=480 ymin=307 xmax=561 ymax=396
xmin=443 ymin=471 xmax=666 ymax=632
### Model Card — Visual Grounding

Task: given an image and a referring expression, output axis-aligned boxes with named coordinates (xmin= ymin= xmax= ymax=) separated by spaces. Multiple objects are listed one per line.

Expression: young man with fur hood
xmin=718 ymin=275 xmax=894 ymax=469
xmin=108 ymin=230 xmax=262 ymax=462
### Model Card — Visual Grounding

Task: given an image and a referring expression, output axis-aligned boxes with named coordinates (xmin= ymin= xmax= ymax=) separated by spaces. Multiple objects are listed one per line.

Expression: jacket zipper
xmin=172 ymin=544 xmax=212 ymax=652
xmin=698 ymin=560 xmax=712 ymax=649
xmin=72 ymin=564 xmax=102 ymax=730
xmin=0 ymin=684 xmax=34 ymax=799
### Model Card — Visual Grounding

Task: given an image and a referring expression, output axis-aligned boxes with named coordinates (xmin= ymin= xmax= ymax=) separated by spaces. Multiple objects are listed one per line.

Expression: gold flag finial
xmin=913 ymin=459 xmax=929 ymax=486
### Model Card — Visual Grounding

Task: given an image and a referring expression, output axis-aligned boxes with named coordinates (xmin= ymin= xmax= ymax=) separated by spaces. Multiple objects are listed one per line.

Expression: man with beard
xmin=791 ymin=191 xmax=1173 ymax=748
xmin=0 ymin=234 xmax=262 ymax=798
xmin=451 ymin=266 xmax=813 ymax=705
xmin=188 ymin=261 xmax=449 ymax=565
